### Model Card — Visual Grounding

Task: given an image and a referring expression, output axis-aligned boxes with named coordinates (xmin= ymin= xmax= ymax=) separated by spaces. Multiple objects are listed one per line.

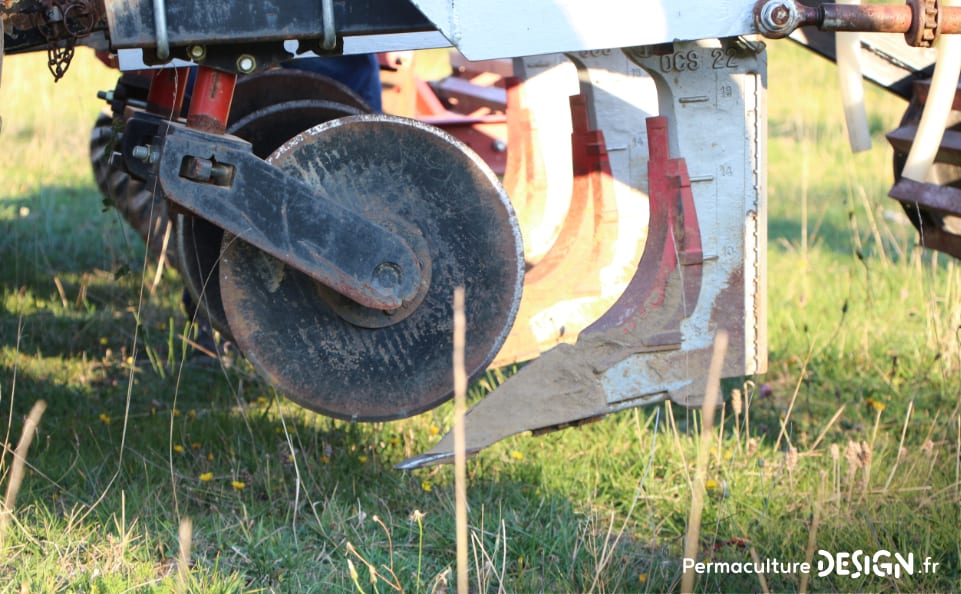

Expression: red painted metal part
xmin=186 ymin=67 xmax=238 ymax=133
xmin=146 ymin=67 xmax=189 ymax=116
xmin=380 ymin=52 xmax=509 ymax=175
xmin=584 ymin=116 xmax=703 ymax=348
xmin=491 ymin=88 xmax=620 ymax=366
xmin=501 ymin=76 xmax=549 ymax=264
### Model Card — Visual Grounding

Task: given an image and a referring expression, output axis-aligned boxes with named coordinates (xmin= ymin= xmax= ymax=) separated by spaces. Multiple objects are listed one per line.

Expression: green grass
xmin=1 ymin=43 xmax=960 ymax=592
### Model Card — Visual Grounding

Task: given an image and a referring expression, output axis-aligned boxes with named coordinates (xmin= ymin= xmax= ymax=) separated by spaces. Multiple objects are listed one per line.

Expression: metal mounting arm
xmin=756 ymin=0 xmax=961 ymax=47
xmin=155 ymin=121 xmax=425 ymax=311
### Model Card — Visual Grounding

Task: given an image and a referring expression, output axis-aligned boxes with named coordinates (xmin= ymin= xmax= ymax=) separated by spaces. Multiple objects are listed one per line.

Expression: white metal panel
xmin=407 ymin=0 xmax=759 ymax=60
xmin=600 ymin=39 xmax=768 ymax=405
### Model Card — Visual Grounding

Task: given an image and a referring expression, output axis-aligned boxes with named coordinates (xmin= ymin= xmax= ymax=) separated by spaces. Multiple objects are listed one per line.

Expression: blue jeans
xmin=282 ymin=54 xmax=382 ymax=112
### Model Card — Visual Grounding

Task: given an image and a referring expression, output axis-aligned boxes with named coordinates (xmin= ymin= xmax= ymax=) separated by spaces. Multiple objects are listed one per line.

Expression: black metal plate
xmin=106 ymin=0 xmax=433 ymax=49
xmin=219 ymin=115 xmax=523 ymax=421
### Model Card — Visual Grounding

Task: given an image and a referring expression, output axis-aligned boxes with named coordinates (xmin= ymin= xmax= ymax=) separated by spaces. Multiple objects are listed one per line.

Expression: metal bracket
xmin=154 ymin=121 xmax=424 ymax=311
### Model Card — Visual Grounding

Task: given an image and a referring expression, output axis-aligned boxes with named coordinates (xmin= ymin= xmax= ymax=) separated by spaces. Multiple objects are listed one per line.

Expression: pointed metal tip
xmin=394 ymin=451 xmax=456 ymax=471
xmin=395 ymin=447 xmax=484 ymax=470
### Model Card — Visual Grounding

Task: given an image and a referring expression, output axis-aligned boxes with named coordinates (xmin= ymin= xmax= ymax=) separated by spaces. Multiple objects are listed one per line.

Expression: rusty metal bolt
xmin=182 ymin=156 xmax=214 ymax=182
xmin=209 ymin=163 xmax=234 ymax=186
xmin=905 ymin=0 xmax=942 ymax=48
xmin=755 ymin=0 xmax=802 ymax=38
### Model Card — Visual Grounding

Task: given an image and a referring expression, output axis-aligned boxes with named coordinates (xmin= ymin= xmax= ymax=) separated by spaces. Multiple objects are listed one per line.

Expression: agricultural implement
xmin=2 ymin=0 xmax=961 ymax=468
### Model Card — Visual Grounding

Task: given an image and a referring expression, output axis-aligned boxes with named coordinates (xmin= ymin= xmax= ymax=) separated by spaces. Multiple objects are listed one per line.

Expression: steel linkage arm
xmin=756 ymin=0 xmax=961 ymax=48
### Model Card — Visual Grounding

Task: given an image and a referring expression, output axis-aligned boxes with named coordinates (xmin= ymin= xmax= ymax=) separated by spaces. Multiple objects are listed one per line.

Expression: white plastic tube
xmin=902 ymin=0 xmax=961 ymax=182
xmin=836 ymin=0 xmax=872 ymax=153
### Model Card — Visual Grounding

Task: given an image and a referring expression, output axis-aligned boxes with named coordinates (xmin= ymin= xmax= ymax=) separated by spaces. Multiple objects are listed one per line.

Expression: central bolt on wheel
xmin=219 ymin=115 xmax=524 ymax=421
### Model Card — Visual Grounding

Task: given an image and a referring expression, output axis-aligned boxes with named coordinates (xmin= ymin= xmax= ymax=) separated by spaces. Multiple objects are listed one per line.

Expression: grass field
xmin=1 ymin=40 xmax=960 ymax=593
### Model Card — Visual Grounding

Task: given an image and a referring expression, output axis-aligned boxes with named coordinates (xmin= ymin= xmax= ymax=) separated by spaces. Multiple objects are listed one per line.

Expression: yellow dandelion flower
xmin=428 ymin=425 xmax=440 ymax=436
xmin=191 ymin=442 xmax=201 ymax=450
xmin=207 ymin=452 xmax=214 ymax=461
xmin=125 ymin=356 xmax=134 ymax=365
xmin=638 ymin=573 xmax=648 ymax=585
xmin=389 ymin=437 xmax=400 ymax=446
xmin=198 ymin=472 xmax=214 ymax=482
xmin=173 ymin=444 xmax=185 ymax=454
xmin=320 ymin=455 xmax=330 ymax=464
xmin=421 ymin=480 xmax=432 ymax=492
xmin=188 ymin=409 xmax=197 ymax=419
xmin=150 ymin=407 xmax=157 ymax=416
xmin=871 ymin=399 xmax=886 ymax=412
xmin=231 ymin=480 xmax=246 ymax=491
xmin=510 ymin=450 xmax=523 ymax=461
xmin=172 ymin=409 xmax=181 ymax=417
xmin=99 ymin=337 xmax=108 ymax=346
xmin=257 ymin=396 xmax=269 ymax=406
xmin=98 ymin=413 xmax=111 ymax=425
xmin=705 ymin=479 xmax=720 ymax=492
xmin=358 ymin=455 xmax=368 ymax=463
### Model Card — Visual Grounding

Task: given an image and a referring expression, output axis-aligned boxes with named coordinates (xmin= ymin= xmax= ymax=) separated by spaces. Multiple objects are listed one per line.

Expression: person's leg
xmin=282 ymin=54 xmax=382 ymax=112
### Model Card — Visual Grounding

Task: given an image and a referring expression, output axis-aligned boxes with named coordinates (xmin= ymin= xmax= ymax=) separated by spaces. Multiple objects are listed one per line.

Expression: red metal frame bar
xmin=146 ymin=67 xmax=190 ymax=117
xmin=186 ymin=67 xmax=238 ymax=134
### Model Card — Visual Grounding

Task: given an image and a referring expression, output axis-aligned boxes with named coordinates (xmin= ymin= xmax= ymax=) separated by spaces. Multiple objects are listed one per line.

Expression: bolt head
xmin=769 ymin=5 xmax=790 ymax=25
xmin=131 ymin=145 xmax=151 ymax=161
xmin=372 ymin=262 xmax=402 ymax=292
xmin=183 ymin=157 xmax=213 ymax=182
xmin=756 ymin=0 xmax=799 ymax=38
xmin=236 ymin=55 xmax=257 ymax=74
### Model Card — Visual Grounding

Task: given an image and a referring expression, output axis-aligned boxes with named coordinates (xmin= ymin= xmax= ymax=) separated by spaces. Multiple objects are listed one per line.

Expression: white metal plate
xmin=408 ymin=0 xmax=759 ymax=60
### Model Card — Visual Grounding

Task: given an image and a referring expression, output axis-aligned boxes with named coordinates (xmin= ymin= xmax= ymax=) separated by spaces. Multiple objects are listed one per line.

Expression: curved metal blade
xmin=493 ymin=52 xmax=655 ymax=366
xmin=400 ymin=115 xmax=705 ymax=468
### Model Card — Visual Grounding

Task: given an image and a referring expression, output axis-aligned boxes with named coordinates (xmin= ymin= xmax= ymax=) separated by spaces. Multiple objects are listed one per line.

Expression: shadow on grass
xmin=0 ymin=367 xmax=658 ymax=591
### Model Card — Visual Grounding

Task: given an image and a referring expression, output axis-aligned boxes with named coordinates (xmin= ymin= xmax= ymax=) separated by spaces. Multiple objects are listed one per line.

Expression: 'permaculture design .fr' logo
xmin=683 ymin=549 xmax=940 ymax=579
